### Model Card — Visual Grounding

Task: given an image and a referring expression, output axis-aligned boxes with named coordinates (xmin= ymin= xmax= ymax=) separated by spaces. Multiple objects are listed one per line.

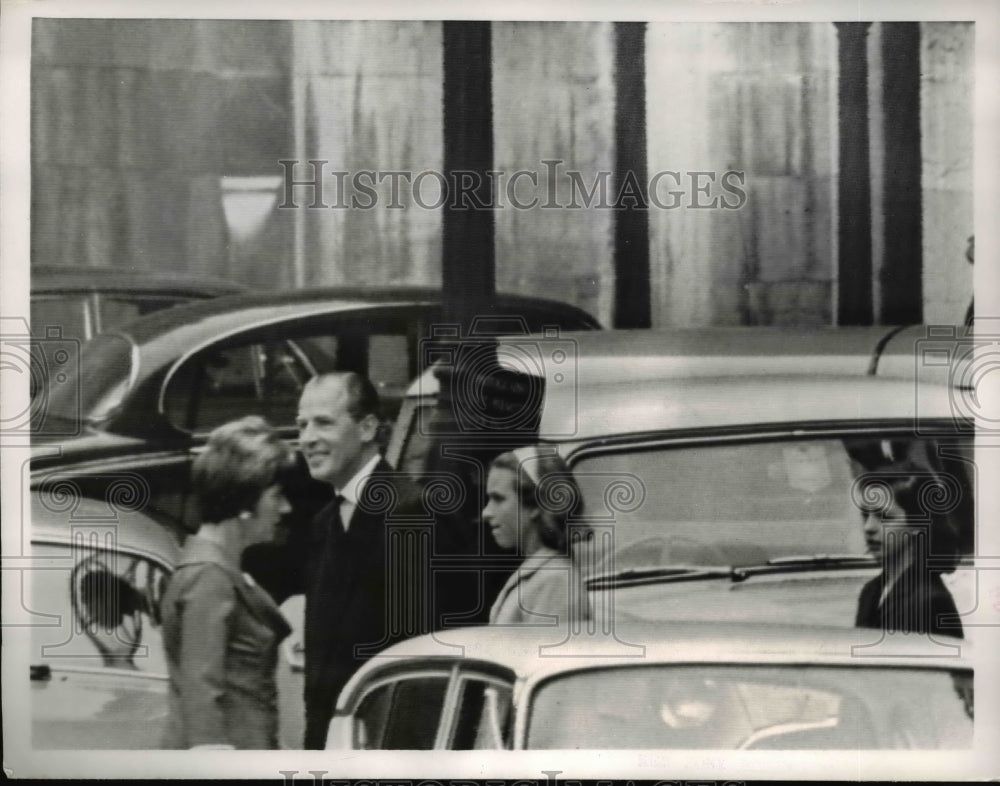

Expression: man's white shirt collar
xmin=336 ymin=453 xmax=381 ymax=530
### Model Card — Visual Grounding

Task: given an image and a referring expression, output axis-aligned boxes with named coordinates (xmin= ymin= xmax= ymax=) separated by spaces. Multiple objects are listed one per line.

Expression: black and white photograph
xmin=2 ymin=0 xmax=998 ymax=780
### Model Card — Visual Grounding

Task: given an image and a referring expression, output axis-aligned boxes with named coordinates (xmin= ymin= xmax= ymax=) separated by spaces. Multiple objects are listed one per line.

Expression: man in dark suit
xmin=293 ymin=372 xmax=431 ymax=749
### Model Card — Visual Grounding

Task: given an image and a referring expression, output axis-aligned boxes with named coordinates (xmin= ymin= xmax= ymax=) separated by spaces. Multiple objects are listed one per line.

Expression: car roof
xmin=875 ymin=323 xmax=976 ymax=386
xmin=540 ymin=374 xmax=959 ymax=440
xmin=31 ymin=491 xmax=180 ymax=567
xmin=31 ymin=264 xmax=246 ymax=298
xmin=113 ymin=286 xmax=600 ymax=345
xmin=86 ymin=287 xmax=598 ymax=402
xmin=501 ymin=325 xmax=901 ymax=373
xmin=406 ymin=326 xmax=968 ymax=439
xmin=337 ymin=620 xmax=970 ymax=707
xmin=411 ymin=325 xmax=897 ymax=390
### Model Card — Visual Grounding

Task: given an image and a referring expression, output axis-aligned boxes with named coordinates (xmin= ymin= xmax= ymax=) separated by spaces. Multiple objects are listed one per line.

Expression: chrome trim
xmin=561 ymin=421 xmax=969 ymax=465
xmin=30 ymin=449 xmax=192 ymax=481
xmin=345 ymin=665 xmax=456 ymax=749
xmin=433 ymin=665 xmax=462 ymax=749
xmin=31 ymin=535 xmax=176 ymax=574
xmin=35 ymin=662 xmax=169 ymax=682
xmin=444 ymin=671 xmax=516 ymax=750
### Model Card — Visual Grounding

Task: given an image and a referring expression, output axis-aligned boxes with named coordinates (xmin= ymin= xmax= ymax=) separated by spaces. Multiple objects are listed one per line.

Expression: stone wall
xmin=647 ymin=22 xmax=837 ymax=328
xmin=920 ymin=22 xmax=974 ymax=324
xmin=492 ymin=21 xmax=616 ymax=327
xmin=291 ymin=21 xmax=444 ymax=288
xmin=31 ymin=19 xmax=293 ymax=289
xmin=30 ymin=20 xmax=974 ymax=328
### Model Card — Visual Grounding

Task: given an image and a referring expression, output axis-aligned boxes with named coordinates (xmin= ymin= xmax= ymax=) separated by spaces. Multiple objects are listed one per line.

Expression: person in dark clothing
xmin=852 ymin=451 xmax=965 ymax=639
xmin=292 ymin=372 xmax=432 ymax=749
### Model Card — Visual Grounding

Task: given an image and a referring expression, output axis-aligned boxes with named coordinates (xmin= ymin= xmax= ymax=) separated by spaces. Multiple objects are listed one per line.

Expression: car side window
xmin=448 ymin=676 xmax=514 ymax=750
xmin=353 ymin=673 xmax=451 ymax=749
xmin=164 ymin=340 xmax=319 ymax=433
xmin=368 ymin=333 xmax=413 ymax=405
xmin=31 ymin=295 xmax=90 ymax=341
xmin=163 ymin=312 xmax=417 ymax=434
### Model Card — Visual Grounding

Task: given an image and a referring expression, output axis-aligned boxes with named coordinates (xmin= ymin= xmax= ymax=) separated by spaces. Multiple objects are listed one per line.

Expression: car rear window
xmin=41 ymin=332 xmax=135 ymax=431
xmin=32 ymin=295 xmax=90 ymax=342
xmin=527 ymin=664 xmax=973 ymax=749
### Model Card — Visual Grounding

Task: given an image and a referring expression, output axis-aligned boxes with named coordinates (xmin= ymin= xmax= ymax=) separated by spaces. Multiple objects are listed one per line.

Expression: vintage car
xmin=23 ymin=489 xmax=323 ymax=750
xmin=30 ymin=287 xmax=600 ymax=535
xmin=25 ymin=288 xmax=599 ymax=749
xmin=31 ymin=264 xmax=246 ymax=343
xmin=325 ymin=623 xmax=973 ymax=750
xmin=27 ymin=495 xmax=177 ymax=749
xmin=385 ymin=324 xmax=977 ymax=629
xmin=24 ymin=322 xmax=978 ymax=751
xmin=29 ymin=265 xmax=245 ymax=400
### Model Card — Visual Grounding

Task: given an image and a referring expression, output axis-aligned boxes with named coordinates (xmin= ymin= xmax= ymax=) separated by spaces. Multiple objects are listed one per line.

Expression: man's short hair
xmin=305 ymin=371 xmax=382 ymax=422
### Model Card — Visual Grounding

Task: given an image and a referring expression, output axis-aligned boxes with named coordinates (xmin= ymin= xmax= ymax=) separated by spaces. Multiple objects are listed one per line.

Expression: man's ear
xmin=358 ymin=413 xmax=380 ymax=444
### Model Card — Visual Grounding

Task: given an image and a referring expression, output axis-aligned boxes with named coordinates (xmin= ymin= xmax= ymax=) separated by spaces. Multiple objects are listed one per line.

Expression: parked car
xmin=386 ymin=325 xmax=976 ymax=628
xmin=29 ymin=265 xmax=245 ymax=400
xmin=25 ymin=322 xmax=977 ymax=751
xmin=26 ymin=489 xmax=307 ymax=750
xmin=28 ymin=494 xmax=177 ymax=749
xmin=30 ymin=287 xmax=600 ymax=534
xmin=26 ymin=287 xmax=600 ymax=750
xmin=31 ymin=264 xmax=246 ymax=343
xmin=325 ymin=623 xmax=973 ymax=750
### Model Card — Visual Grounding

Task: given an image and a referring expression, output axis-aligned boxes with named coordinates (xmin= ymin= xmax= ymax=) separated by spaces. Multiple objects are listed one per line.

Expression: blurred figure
xmin=161 ymin=416 xmax=295 ymax=750
xmin=851 ymin=443 xmax=964 ymax=639
xmin=964 ymin=234 xmax=974 ymax=327
xmin=484 ymin=446 xmax=591 ymax=625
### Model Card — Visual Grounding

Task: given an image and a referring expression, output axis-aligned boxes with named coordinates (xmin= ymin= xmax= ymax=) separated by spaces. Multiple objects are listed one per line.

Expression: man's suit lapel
xmin=332 ymin=460 xmax=399 ymax=589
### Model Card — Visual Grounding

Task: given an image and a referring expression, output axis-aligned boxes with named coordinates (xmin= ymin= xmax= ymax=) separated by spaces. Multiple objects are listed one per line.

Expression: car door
xmin=333 ymin=663 xmax=515 ymax=750
xmin=30 ymin=533 xmax=174 ymax=749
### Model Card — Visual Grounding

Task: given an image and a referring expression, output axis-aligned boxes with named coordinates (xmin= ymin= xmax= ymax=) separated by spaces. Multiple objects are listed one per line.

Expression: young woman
xmin=483 ymin=446 xmax=591 ymax=626
xmin=161 ymin=416 xmax=296 ymax=749
xmin=853 ymin=447 xmax=965 ymax=639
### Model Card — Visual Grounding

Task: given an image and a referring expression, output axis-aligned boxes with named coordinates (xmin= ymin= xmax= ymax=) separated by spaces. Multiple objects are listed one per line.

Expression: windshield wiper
xmin=586 ymin=565 xmax=738 ymax=589
xmin=766 ymin=553 xmax=871 ymax=565
xmin=732 ymin=554 xmax=876 ymax=579
xmin=586 ymin=555 xmax=876 ymax=589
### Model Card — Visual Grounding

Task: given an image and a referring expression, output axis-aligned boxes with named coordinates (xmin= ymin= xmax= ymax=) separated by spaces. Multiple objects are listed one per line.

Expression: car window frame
xmin=30 ymin=292 xmax=99 ymax=340
xmin=441 ymin=668 xmax=517 ymax=750
xmin=347 ymin=664 xmax=457 ymax=749
xmin=344 ymin=660 xmax=518 ymax=750
xmin=157 ymin=305 xmax=431 ymax=439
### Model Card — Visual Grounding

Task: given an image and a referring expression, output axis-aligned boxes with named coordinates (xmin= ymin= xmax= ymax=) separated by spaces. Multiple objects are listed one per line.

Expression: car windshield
xmin=527 ymin=664 xmax=973 ymax=749
xmin=44 ymin=332 xmax=135 ymax=426
xmin=572 ymin=435 xmax=973 ymax=576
